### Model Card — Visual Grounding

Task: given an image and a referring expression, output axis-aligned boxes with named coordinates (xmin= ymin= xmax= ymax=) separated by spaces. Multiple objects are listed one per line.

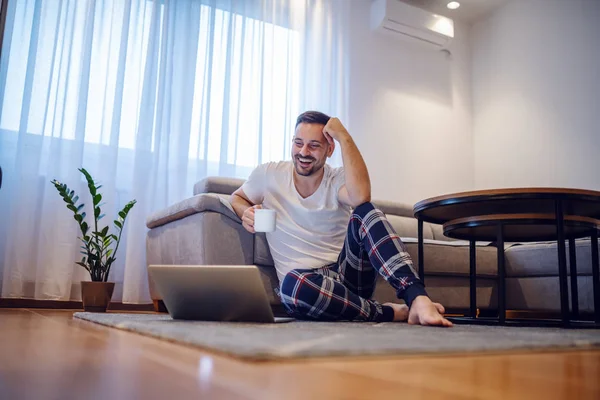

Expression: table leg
xmin=555 ymin=200 xmax=570 ymax=327
xmin=591 ymin=229 xmax=600 ymax=324
xmin=470 ymin=239 xmax=477 ymax=318
xmin=568 ymin=237 xmax=579 ymax=320
xmin=497 ymin=224 xmax=506 ymax=325
xmin=418 ymin=218 xmax=424 ymax=283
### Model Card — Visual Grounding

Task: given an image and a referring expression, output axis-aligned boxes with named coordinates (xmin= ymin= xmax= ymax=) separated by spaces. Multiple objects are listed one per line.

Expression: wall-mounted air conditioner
xmin=370 ymin=0 xmax=454 ymax=50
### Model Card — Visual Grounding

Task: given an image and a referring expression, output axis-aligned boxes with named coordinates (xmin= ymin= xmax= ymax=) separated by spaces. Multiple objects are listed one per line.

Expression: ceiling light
xmin=447 ymin=1 xmax=460 ymax=10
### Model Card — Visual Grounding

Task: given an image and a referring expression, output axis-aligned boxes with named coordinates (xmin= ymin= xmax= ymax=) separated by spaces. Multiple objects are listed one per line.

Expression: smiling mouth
xmin=296 ymin=157 xmax=314 ymax=167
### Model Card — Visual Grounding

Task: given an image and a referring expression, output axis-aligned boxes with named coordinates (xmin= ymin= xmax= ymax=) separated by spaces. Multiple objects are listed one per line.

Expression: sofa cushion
xmin=431 ymin=223 xmax=454 ymax=241
xmin=371 ymin=199 xmax=414 ymax=218
xmin=505 ymin=239 xmax=598 ymax=277
xmin=506 ymin=276 xmax=595 ymax=312
xmin=404 ymin=240 xmax=498 ymax=276
xmin=386 ymin=214 xmax=434 ymax=240
xmin=371 ymin=275 xmax=497 ymax=309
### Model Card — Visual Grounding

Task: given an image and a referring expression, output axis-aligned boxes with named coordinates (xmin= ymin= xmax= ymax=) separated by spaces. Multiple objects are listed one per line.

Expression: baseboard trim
xmin=153 ymin=300 xmax=168 ymax=313
xmin=0 ymin=298 xmax=154 ymax=311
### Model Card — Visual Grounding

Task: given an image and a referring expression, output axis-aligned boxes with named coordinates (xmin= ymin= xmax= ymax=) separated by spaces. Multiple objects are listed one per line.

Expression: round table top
xmin=443 ymin=213 xmax=600 ymax=242
xmin=413 ymin=188 xmax=600 ymax=225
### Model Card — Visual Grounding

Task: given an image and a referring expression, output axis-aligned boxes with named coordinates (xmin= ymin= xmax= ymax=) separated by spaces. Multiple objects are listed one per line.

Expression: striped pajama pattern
xmin=279 ymin=202 xmax=428 ymax=322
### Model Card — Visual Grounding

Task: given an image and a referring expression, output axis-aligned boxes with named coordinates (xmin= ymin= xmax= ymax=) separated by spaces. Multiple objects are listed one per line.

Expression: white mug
xmin=254 ymin=209 xmax=277 ymax=233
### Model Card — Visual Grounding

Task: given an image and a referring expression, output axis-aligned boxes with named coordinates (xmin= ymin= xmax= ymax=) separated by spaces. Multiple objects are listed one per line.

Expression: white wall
xmin=346 ymin=1 xmax=474 ymax=205
xmin=472 ymin=0 xmax=600 ymax=190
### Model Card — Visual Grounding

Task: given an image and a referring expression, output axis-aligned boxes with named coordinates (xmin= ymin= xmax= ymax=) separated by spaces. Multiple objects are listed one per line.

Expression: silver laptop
xmin=148 ymin=265 xmax=294 ymax=323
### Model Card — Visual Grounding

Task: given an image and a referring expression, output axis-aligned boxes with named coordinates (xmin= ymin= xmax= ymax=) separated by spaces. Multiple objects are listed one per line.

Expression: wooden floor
xmin=1 ymin=309 xmax=599 ymax=400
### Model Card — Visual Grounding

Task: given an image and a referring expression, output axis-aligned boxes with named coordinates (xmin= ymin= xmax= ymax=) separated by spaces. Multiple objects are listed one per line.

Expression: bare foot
xmin=408 ymin=296 xmax=453 ymax=327
xmin=383 ymin=303 xmax=409 ymax=321
xmin=384 ymin=302 xmax=446 ymax=322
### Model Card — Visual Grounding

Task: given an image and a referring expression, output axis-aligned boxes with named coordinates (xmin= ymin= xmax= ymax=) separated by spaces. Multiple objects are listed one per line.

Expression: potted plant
xmin=51 ymin=168 xmax=136 ymax=312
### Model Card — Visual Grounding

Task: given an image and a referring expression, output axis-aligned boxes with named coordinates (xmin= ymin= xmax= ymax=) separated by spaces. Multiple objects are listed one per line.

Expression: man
xmin=230 ymin=111 xmax=452 ymax=326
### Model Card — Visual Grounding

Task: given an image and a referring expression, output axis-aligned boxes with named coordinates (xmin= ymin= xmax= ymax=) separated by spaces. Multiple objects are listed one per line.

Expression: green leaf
xmin=81 ymin=212 xmax=87 ymax=220
xmin=74 ymin=214 xmax=82 ymax=223
xmin=67 ymin=204 xmax=77 ymax=213
xmin=101 ymin=226 xmax=109 ymax=237
xmin=93 ymin=194 xmax=102 ymax=206
xmin=75 ymin=261 xmax=89 ymax=270
xmin=94 ymin=207 xmax=100 ymax=218
xmin=106 ymin=249 xmax=113 ymax=259
xmin=79 ymin=168 xmax=93 ymax=182
xmin=81 ymin=222 xmax=89 ymax=235
xmin=121 ymin=201 xmax=136 ymax=217
xmin=118 ymin=211 xmax=126 ymax=219
xmin=114 ymin=220 xmax=122 ymax=229
xmin=110 ymin=234 xmax=118 ymax=241
xmin=80 ymin=169 xmax=97 ymax=197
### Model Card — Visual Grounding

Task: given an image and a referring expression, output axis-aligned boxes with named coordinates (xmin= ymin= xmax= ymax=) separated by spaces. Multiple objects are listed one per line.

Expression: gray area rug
xmin=73 ymin=312 xmax=600 ymax=361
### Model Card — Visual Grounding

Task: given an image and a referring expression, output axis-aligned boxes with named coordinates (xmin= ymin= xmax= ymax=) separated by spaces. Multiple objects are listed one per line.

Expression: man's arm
xmin=230 ymin=188 xmax=261 ymax=233
xmin=323 ymin=118 xmax=371 ymax=207
xmin=230 ymin=188 xmax=254 ymax=218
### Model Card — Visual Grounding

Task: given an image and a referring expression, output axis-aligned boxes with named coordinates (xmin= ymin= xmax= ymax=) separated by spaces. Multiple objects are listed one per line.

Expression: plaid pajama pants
xmin=279 ymin=202 xmax=428 ymax=322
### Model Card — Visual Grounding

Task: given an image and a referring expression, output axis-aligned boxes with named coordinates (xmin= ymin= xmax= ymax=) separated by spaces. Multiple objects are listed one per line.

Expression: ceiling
xmin=400 ymin=0 xmax=510 ymax=24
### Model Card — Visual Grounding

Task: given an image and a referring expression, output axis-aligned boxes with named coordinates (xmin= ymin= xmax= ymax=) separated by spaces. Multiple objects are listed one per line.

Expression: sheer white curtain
xmin=0 ymin=0 xmax=348 ymax=303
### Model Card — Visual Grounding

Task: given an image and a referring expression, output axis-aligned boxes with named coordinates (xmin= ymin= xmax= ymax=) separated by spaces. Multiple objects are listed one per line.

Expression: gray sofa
xmin=146 ymin=177 xmax=598 ymax=316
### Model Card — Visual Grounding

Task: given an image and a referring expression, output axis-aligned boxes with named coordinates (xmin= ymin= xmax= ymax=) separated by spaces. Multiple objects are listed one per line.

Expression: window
xmin=0 ymin=0 xmax=300 ymax=168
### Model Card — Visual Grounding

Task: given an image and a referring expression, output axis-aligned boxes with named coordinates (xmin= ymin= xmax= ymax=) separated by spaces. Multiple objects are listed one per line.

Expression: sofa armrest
xmin=146 ymin=197 xmax=254 ymax=301
xmin=146 ymin=193 xmax=239 ymax=229
xmin=193 ymin=176 xmax=245 ymax=196
xmin=371 ymin=199 xmax=415 ymax=219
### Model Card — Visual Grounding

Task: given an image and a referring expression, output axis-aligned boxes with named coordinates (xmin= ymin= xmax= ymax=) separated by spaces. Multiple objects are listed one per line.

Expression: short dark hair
xmin=295 ymin=111 xmax=330 ymax=128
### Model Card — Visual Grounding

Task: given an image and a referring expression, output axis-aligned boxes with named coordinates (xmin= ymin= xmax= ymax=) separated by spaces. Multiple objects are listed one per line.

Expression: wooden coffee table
xmin=414 ymin=188 xmax=600 ymax=328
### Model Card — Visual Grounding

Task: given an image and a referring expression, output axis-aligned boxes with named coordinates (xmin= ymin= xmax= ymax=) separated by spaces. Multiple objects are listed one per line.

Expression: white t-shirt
xmin=241 ymin=161 xmax=351 ymax=283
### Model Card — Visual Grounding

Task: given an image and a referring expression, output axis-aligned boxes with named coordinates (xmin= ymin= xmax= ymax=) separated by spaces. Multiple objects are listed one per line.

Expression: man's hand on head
xmin=322 ymin=117 xmax=349 ymax=145
xmin=241 ymin=204 xmax=262 ymax=234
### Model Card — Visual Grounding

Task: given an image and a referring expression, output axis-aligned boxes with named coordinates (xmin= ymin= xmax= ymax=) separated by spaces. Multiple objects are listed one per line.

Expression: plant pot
xmin=81 ymin=281 xmax=115 ymax=312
